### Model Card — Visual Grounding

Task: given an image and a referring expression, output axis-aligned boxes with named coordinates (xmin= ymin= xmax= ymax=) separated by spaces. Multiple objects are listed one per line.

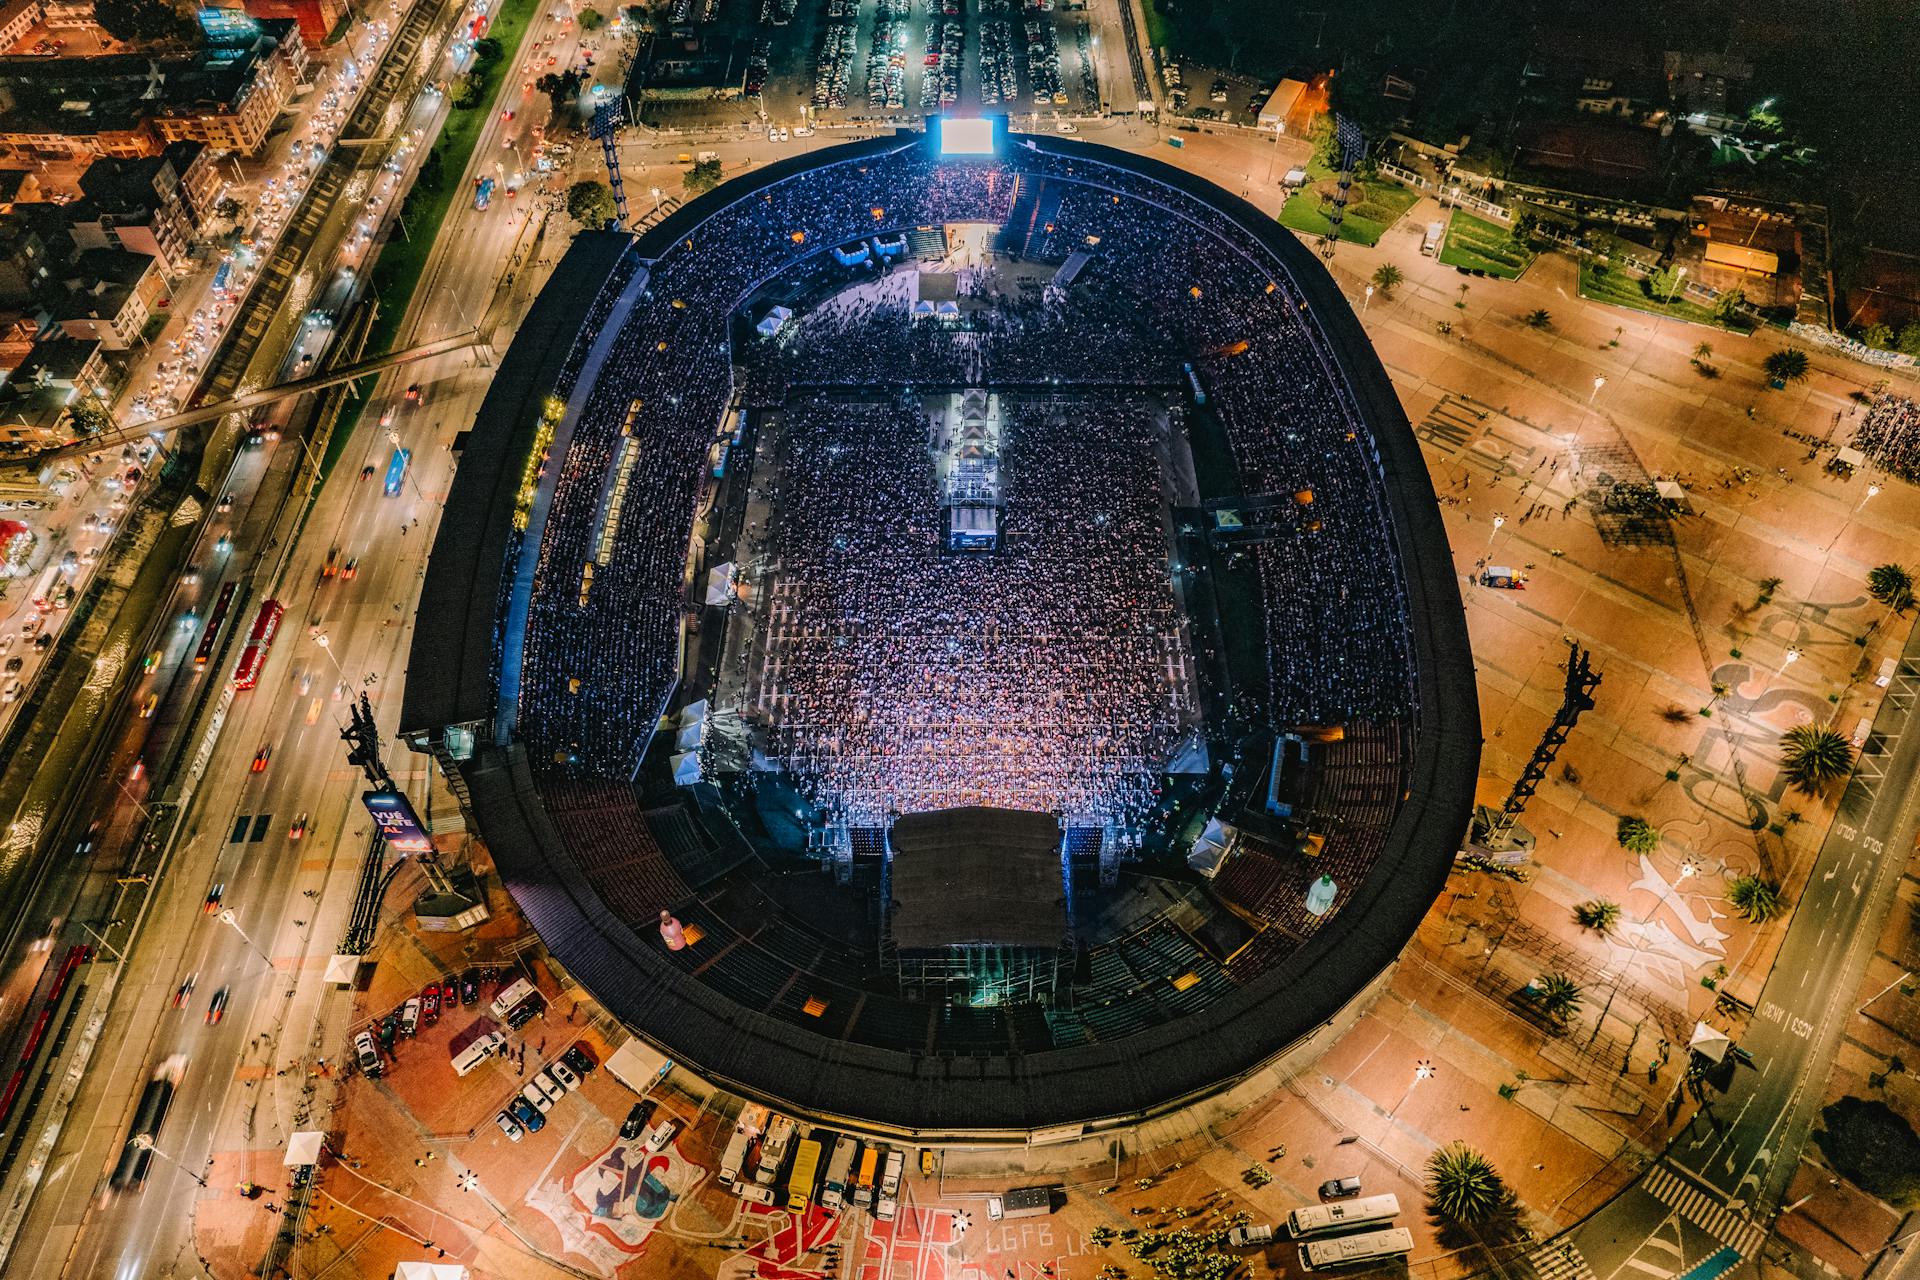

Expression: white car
xmin=547 ymin=1060 xmax=579 ymax=1091
xmin=643 ymin=1117 xmax=679 ymax=1153
xmin=520 ymin=1081 xmax=554 ymax=1114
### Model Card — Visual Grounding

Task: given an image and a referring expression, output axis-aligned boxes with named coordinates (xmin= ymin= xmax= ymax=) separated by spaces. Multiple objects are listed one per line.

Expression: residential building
xmin=56 ymin=246 xmax=158 ymax=349
xmin=0 ymin=310 xmax=39 ymax=378
xmin=240 ymin=0 xmax=347 ymax=49
xmin=69 ymin=141 xmax=216 ymax=273
xmin=0 ymin=168 xmax=44 ymax=210
xmin=0 ymin=0 xmax=43 ymax=50
xmin=0 ymin=210 xmax=57 ymax=302
xmin=0 ymin=332 xmax=104 ymax=443
xmin=150 ymin=19 xmax=307 ymax=154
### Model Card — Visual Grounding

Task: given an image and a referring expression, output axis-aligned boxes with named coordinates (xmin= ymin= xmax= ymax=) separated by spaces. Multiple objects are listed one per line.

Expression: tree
xmin=566 ymin=180 xmax=618 ymax=226
xmin=1898 ymin=321 xmax=1920 ymax=358
xmin=472 ymin=35 xmax=504 ymax=64
xmin=1861 ymin=322 xmax=1895 ymax=350
xmin=1817 ymin=1097 xmax=1920 ymax=1203
xmin=1645 ymin=265 xmax=1685 ymax=303
xmin=1573 ymin=900 xmax=1621 ymax=934
xmin=1370 ymin=263 xmax=1403 ymax=297
xmin=683 ymin=157 xmax=724 ymax=196
xmin=1867 ymin=563 xmax=1915 ymax=617
xmin=1616 ymin=815 xmax=1660 ymax=854
xmin=93 ymin=0 xmax=196 ymax=43
xmin=67 ymin=400 xmax=114 ymax=436
xmin=1712 ymin=287 xmax=1746 ymax=323
xmin=577 ymin=5 xmax=605 ymax=27
xmin=1425 ymin=1143 xmax=1520 ymax=1230
xmin=1525 ymin=308 xmax=1552 ymax=329
xmin=1529 ymin=971 xmax=1583 ymax=1024
xmin=1727 ymin=874 xmax=1786 ymax=923
xmin=1778 ymin=724 xmax=1854 ymax=794
xmin=1509 ymin=209 xmax=1537 ymax=247
xmin=1764 ymin=348 xmax=1811 ymax=383
xmin=537 ymin=69 xmax=584 ymax=115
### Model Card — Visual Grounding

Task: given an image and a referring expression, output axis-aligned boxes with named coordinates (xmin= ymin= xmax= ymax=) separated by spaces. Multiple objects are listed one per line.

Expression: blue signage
xmin=362 ymin=790 xmax=432 ymax=854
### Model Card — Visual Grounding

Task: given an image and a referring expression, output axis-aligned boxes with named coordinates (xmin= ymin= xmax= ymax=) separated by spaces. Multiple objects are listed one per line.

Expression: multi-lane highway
xmin=0 ymin=0 xmax=583 ymax=1271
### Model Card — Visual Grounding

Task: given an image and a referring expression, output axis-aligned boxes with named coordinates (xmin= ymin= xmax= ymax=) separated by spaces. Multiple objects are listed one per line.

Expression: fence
xmin=1376 ymin=160 xmax=1430 ymax=191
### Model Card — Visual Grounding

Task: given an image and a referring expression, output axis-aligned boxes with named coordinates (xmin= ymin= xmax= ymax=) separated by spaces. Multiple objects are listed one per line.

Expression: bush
xmin=1573 ymin=900 xmax=1621 ymax=934
xmin=1727 ymin=874 xmax=1786 ymax=923
xmin=1816 ymin=1097 xmax=1920 ymax=1204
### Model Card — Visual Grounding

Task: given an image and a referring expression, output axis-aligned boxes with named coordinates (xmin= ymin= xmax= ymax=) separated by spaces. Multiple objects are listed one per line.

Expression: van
xmin=1421 ymin=221 xmax=1444 ymax=256
xmin=1319 ymin=1176 xmax=1363 ymax=1199
xmin=490 ymin=977 xmax=535 ymax=1019
xmin=644 ymin=1117 xmax=680 ymax=1154
xmin=737 ymin=1182 xmax=777 ymax=1205
xmin=697 ymin=150 xmax=719 ymax=163
xmin=1229 ymin=1224 xmax=1276 ymax=1247
xmin=1850 ymin=717 xmax=1872 ymax=750
xmin=1876 ymin=657 xmax=1898 ymax=688
xmin=451 ymin=1030 xmax=507 ymax=1077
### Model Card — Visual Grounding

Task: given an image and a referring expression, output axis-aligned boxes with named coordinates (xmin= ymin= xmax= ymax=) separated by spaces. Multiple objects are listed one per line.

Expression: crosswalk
xmin=1640 ymin=1164 xmax=1768 ymax=1257
xmin=1527 ymin=1239 xmax=1597 ymax=1280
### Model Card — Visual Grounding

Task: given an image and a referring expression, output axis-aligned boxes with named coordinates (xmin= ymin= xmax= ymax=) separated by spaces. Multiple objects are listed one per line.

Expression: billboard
xmin=362 ymin=790 xmax=432 ymax=854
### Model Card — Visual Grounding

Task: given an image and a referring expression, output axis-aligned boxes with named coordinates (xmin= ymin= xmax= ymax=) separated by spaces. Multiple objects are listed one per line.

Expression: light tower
xmin=590 ymin=100 xmax=631 ymax=228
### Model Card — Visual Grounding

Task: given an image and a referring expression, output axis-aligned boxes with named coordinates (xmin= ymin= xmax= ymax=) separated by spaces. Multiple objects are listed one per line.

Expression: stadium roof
xmin=888 ymin=808 xmax=1065 ymax=950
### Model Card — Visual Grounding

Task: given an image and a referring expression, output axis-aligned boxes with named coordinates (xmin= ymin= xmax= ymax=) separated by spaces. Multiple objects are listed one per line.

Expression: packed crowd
xmin=517 ymin=139 xmax=1415 ymax=783
xmin=1853 ymin=393 xmax=1920 ymax=483
xmin=745 ymin=393 xmax=1194 ymax=826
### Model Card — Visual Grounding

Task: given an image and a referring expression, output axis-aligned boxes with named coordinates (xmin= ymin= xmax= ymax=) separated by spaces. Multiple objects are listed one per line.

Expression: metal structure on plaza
xmin=1319 ymin=115 xmax=1367 ymax=262
xmin=1472 ymin=639 xmax=1601 ymax=855
xmin=590 ymin=101 xmax=631 ymax=227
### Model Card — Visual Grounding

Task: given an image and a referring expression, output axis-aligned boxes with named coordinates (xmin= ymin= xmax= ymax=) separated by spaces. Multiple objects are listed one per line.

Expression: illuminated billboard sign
xmin=362 ymin=790 xmax=432 ymax=854
xmin=937 ymin=117 xmax=997 ymax=156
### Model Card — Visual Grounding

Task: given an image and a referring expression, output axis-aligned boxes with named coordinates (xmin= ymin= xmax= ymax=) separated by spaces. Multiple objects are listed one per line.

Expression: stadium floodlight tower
xmin=590 ymin=100 xmax=630 ymax=228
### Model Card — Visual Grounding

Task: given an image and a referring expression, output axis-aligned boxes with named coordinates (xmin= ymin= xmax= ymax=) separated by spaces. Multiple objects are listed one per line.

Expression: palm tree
xmin=1371 ymin=264 xmax=1403 ymax=297
xmin=1573 ymin=900 xmax=1621 ymax=934
xmin=1763 ymin=349 xmax=1811 ymax=383
xmin=1779 ymin=724 xmax=1854 ymax=793
xmin=1692 ymin=340 xmax=1714 ymax=364
xmin=1868 ymin=564 xmax=1915 ymax=616
xmin=1525 ymin=308 xmax=1552 ymax=329
xmin=1425 ymin=1144 xmax=1518 ymax=1227
xmin=1530 ymin=972 xmax=1583 ymax=1024
xmin=1727 ymin=874 xmax=1786 ymax=924
xmin=1616 ymin=815 xmax=1660 ymax=854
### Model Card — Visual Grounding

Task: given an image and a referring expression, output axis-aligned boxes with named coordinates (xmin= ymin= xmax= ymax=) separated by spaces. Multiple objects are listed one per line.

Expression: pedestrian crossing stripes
xmin=1640 ymin=1164 xmax=1768 ymax=1257
xmin=1526 ymin=1238 xmax=1597 ymax=1280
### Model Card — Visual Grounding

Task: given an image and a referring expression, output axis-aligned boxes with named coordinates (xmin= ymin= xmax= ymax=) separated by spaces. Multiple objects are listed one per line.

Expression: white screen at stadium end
xmin=941 ymin=118 xmax=996 ymax=155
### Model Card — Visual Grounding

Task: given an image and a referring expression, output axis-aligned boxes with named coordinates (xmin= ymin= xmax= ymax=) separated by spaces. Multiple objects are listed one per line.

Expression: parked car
xmin=508 ymin=1096 xmax=545 ymax=1132
xmin=547 ymin=1060 xmax=579 ymax=1091
xmin=620 ymin=1101 xmax=654 ymax=1140
xmin=561 ymin=1043 xmax=596 ymax=1077
xmin=1319 ymin=1176 xmax=1362 ymax=1199
xmin=355 ymin=1030 xmax=382 ymax=1077
xmin=495 ymin=1110 xmax=525 ymax=1142
xmin=643 ymin=1117 xmax=679 ymax=1154
xmin=400 ymin=998 xmax=421 ymax=1037
xmin=521 ymin=1082 xmax=555 ymax=1114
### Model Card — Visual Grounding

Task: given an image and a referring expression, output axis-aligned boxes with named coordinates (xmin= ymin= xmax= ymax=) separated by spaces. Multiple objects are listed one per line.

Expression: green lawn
xmin=1438 ymin=209 xmax=1535 ymax=279
xmin=1278 ymin=178 xmax=1418 ymax=247
xmin=1577 ymin=261 xmax=1729 ymax=328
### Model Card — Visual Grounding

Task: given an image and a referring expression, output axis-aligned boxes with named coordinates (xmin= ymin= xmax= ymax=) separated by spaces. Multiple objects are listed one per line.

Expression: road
xmin=1540 ymin=639 xmax=1920 ymax=1280
xmin=0 ymin=0 xmax=582 ymax=1274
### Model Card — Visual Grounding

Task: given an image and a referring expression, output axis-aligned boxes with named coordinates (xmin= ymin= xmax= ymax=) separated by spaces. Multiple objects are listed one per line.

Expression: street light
xmin=219 ymin=907 xmax=274 ymax=970
xmin=129 ymin=1132 xmax=208 ymax=1186
xmin=1487 ymin=512 xmax=1506 ymax=550
xmin=1663 ymin=265 xmax=1687 ymax=307
xmin=1588 ymin=375 xmax=1607 ymax=406
xmin=1363 ymin=283 xmax=1374 ymax=314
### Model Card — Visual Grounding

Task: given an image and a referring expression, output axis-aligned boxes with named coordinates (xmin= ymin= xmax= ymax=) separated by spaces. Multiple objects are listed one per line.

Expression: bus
xmin=194 ymin=581 xmax=239 ymax=666
xmin=785 ymin=1137 xmax=822 ymax=1212
xmin=820 ymin=1134 xmax=858 ymax=1210
xmin=109 ymin=1055 xmax=186 ymax=1192
xmin=474 ymin=176 xmax=495 ymax=210
xmin=1287 ymin=1194 xmax=1402 ymax=1239
xmin=211 ymin=257 xmax=233 ymax=294
xmin=1299 ymin=1227 xmax=1414 ymax=1271
xmin=230 ymin=599 xmax=284 ymax=690
xmin=0 ymin=944 xmax=90 ymax=1134
xmin=384 ymin=447 xmax=411 ymax=497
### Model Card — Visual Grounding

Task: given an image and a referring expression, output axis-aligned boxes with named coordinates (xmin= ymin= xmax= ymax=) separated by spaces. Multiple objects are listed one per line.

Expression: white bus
xmin=820 ymin=1134 xmax=859 ymax=1209
xmin=1287 ymin=1193 xmax=1401 ymax=1239
xmin=1299 ymin=1227 xmax=1414 ymax=1271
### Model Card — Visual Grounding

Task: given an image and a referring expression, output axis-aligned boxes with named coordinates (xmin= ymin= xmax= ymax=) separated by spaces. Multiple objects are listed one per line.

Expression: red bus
xmin=194 ymin=581 xmax=239 ymax=667
xmin=0 ymin=944 xmax=90 ymax=1132
xmin=231 ymin=599 xmax=284 ymax=690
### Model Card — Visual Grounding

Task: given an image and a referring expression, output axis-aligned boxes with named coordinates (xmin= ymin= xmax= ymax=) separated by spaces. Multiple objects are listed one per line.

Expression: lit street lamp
xmin=1362 ymin=283 xmax=1374 ymax=314
xmin=219 ymin=907 xmax=274 ymax=970
xmin=129 ymin=1132 xmax=208 ymax=1187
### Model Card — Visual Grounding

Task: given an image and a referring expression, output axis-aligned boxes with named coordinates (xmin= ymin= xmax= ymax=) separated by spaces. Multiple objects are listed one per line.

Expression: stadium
xmin=401 ymin=117 xmax=1479 ymax=1138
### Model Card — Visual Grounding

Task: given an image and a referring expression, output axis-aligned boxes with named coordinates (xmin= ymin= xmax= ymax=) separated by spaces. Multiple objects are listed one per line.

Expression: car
xmin=643 ymin=1117 xmax=679 ymax=1154
xmin=355 ymin=1029 xmax=382 ymax=1077
xmin=74 ymin=820 xmax=101 ymax=856
xmin=501 ymin=108 xmax=514 ymax=121
xmin=1227 ymin=1224 xmax=1275 ymax=1247
xmin=288 ymin=813 xmax=309 ymax=840
xmin=459 ymin=970 xmax=480 ymax=1005
xmin=205 ymin=987 xmax=230 ymax=1024
xmin=405 ymin=383 xmax=422 ymax=402
xmin=250 ymin=745 xmax=271 ymax=772
xmin=215 ymin=534 xmax=232 ymax=553
xmin=342 ymin=557 xmax=358 ymax=580
xmin=619 ymin=1101 xmax=654 ymax=1140
xmin=561 ymin=1043 xmax=596 ymax=1077
xmin=360 ymin=464 xmax=376 ymax=480
xmin=32 ymin=634 xmax=50 ymax=652
xmin=216 ymin=493 xmax=234 ymax=513
xmin=778 ymin=127 xmax=789 ymax=141
xmin=182 ymin=565 xmax=200 ymax=584
xmin=495 ymin=1109 xmax=524 ymax=1142
xmin=520 ymin=1082 xmax=554 ymax=1114
xmin=299 ymin=670 xmax=314 ymax=696
xmin=143 ymin=649 xmax=161 ymax=671
xmin=400 ymin=998 xmax=421 ymax=1036
xmin=440 ymin=976 xmax=458 ymax=1006
xmin=140 ymin=692 xmax=158 ymax=717
xmin=204 ymin=883 xmax=224 ymax=913
xmin=421 ymin=985 xmax=441 ymax=1023
xmin=546 ymin=1060 xmax=579 ymax=1091
xmin=1319 ymin=1176 xmax=1363 ymax=1199
xmin=3 ymin=656 xmax=21 ymax=675
xmin=322 ymin=547 xmax=339 ymax=578
xmin=2 ymin=681 xmax=22 ymax=704
xmin=505 ymin=994 xmax=543 ymax=1030
xmin=173 ymin=972 xmax=198 ymax=1008
xmin=508 ymin=1096 xmax=544 ymax=1132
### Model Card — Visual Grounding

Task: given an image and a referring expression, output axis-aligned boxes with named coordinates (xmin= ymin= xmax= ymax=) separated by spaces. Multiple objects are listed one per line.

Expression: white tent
xmin=704 ymin=563 xmax=735 ymax=607
xmin=1688 ymin=1021 xmax=1732 ymax=1064
xmin=323 ymin=954 xmax=361 ymax=986
xmin=671 ymin=751 xmax=702 ymax=785
xmin=678 ymin=699 xmax=709 ymax=727
xmin=284 ymin=1131 xmax=326 ymax=1166
xmin=393 ymin=1265 xmax=468 ymax=1280
xmin=1187 ymin=819 xmax=1233 ymax=878
xmin=755 ymin=305 xmax=793 ymax=337
xmin=674 ymin=718 xmax=706 ymax=753
xmin=606 ymin=1036 xmax=672 ymax=1096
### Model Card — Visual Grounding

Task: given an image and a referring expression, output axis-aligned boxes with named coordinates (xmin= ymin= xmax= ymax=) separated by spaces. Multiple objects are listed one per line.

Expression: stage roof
xmin=888 ymin=807 xmax=1064 ymax=950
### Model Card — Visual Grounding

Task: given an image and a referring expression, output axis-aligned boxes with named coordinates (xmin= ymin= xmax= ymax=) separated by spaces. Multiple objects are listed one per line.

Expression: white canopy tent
xmin=284 ymin=1131 xmax=325 ymax=1166
xmin=1688 ymin=1021 xmax=1732 ymax=1064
